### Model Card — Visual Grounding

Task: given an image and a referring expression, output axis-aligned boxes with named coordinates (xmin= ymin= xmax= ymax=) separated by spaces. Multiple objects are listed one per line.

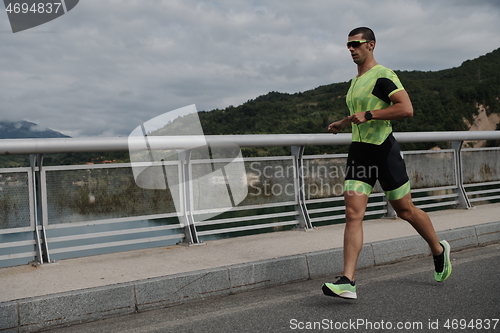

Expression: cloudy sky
xmin=1 ymin=0 xmax=499 ymax=137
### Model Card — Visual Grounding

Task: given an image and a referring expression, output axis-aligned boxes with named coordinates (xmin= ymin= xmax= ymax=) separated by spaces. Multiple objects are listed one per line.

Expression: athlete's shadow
xmin=307 ymin=293 xmax=360 ymax=309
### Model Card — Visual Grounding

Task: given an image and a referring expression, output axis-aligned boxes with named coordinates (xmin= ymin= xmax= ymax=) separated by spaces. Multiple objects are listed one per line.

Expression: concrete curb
xmin=2 ymin=221 xmax=499 ymax=332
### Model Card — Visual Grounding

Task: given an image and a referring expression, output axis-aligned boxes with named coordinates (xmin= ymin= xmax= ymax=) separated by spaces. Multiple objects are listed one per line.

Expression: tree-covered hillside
xmin=199 ymin=48 xmax=500 ymax=155
xmin=0 ymin=121 xmax=70 ymax=139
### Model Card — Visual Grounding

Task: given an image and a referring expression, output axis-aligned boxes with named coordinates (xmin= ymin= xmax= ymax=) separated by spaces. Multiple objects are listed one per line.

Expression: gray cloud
xmin=0 ymin=0 xmax=499 ymax=137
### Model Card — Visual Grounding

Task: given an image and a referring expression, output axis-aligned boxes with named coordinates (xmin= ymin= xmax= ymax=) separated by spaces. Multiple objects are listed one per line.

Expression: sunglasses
xmin=346 ymin=40 xmax=372 ymax=48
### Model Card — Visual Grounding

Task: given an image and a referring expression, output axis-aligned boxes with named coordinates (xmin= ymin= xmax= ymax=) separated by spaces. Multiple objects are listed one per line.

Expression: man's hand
xmin=350 ymin=112 xmax=368 ymax=125
xmin=328 ymin=121 xmax=343 ymax=134
xmin=328 ymin=117 xmax=351 ymax=134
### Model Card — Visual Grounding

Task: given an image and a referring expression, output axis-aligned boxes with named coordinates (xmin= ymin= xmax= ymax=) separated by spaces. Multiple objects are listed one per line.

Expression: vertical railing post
xmin=178 ymin=150 xmax=200 ymax=244
xmin=30 ymin=154 xmax=43 ymax=265
xmin=30 ymin=154 xmax=52 ymax=265
xmin=291 ymin=146 xmax=313 ymax=230
xmin=383 ymin=197 xmax=397 ymax=219
xmin=452 ymin=140 xmax=472 ymax=209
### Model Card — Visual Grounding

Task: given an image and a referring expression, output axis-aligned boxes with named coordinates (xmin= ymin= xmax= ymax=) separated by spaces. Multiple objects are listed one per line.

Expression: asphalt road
xmin=47 ymin=244 xmax=500 ymax=333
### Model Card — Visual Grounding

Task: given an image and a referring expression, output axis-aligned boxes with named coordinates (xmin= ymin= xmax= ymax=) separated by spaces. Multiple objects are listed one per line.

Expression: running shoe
xmin=434 ymin=240 xmax=452 ymax=282
xmin=322 ymin=276 xmax=357 ymax=299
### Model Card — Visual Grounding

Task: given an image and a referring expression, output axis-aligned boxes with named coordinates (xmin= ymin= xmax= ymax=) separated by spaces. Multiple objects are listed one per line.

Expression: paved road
xmin=47 ymin=244 xmax=500 ymax=333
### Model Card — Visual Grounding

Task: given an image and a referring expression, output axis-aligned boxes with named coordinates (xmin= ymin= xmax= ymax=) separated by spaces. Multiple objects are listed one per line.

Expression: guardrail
xmin=1 ymin=131 xmax=499 ymax=268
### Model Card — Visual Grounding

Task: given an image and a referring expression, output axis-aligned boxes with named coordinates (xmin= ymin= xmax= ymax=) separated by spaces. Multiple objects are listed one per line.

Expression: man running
xmin=322 ymin=27 xmax=452 ymax=300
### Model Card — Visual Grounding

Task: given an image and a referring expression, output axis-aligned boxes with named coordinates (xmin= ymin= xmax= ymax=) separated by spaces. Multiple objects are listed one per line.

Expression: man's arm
xmin=328 ymin=116 xmax=353 ymax=134
xmin=350 ymin=89 xmax=414 ymax=125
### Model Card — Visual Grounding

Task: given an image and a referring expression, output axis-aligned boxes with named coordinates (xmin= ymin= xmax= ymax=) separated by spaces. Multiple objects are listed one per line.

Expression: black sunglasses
xmin=346 ymin=40 xmax=372 ymax=48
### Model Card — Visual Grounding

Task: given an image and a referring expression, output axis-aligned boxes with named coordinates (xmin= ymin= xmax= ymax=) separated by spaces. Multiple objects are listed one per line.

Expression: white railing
xmin=0 ymin=131 xmax=499 ymax=267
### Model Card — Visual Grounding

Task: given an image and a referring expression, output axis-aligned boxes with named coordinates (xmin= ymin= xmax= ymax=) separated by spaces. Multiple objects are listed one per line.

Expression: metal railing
xmin=1 ymin=131 xmax=499 ymax=267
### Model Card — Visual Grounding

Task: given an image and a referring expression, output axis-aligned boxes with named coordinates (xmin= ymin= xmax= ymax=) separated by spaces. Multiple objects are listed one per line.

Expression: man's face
xmin=347 ymin=33 xmax=373 ymax=65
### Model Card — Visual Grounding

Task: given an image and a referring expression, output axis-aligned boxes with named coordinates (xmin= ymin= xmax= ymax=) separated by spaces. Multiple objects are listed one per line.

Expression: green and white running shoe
xmin=434 ymin=240 xmax=452 ymax=282
xmin=322 ymin=276 xmax=357 ymax=299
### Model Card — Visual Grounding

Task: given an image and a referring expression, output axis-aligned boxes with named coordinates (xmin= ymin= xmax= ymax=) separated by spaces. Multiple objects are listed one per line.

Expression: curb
xmin=1 ymin=221 xmax=499 ymax=332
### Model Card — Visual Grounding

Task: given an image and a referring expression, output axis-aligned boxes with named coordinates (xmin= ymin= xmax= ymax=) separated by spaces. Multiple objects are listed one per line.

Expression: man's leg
xmin=389 ymin=192 xmax=442 ymax=255
xmin=343 ymin=191 xmax=369 ymax=281
xmin=389 ymin=192 xmax=452 ymax=282
xmin=322 ymin=190 xmax=368 ymax=299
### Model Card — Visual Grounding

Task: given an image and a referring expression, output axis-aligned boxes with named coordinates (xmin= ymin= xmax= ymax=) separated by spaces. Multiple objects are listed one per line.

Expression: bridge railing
xmin=1 ymin=131 xmax=499 ymax=267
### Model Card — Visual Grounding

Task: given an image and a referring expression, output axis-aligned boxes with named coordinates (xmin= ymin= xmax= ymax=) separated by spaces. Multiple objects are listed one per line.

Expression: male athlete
xmin=322 ymin=27 xmax=452 ymax=299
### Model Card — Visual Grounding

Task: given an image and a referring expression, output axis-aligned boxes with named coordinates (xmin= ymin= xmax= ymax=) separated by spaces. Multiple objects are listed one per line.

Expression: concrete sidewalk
xmin=1 ymin=203 xmax=500 ymax=332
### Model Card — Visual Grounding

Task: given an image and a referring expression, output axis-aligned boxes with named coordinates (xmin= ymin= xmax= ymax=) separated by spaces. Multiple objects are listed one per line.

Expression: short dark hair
xmin=348 ymin=27 xmax=376 ymax=42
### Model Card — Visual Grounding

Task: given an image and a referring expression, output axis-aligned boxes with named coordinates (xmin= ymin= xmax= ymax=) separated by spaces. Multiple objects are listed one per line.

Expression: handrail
xmin=1 ymin=131 xmax=499 ymax=155
xmin=1 ymin=131 xmax=499 ymax=267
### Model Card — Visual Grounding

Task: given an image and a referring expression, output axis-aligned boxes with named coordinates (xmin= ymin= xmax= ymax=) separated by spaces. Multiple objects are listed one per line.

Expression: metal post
xmin=30 ymin=154 xmax=44 ymax=265
xmin=177 ymin=150 xmax=200 ymax=244
xmin=30 ymin=154 xmax=52 ymax=265
xmin=291 ymin=146 xmax=313 ymax=230
xmin=37 ymin=153 xmax=53 ymax=263
xmin=451 ymin=140 xmax=472 ymax=209
xmin=383 ymin=197 xmax=397 ymax=219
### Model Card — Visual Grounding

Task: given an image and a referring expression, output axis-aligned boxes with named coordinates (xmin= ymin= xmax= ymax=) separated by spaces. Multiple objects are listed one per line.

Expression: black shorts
xmin=344 ymin=133 xmax=410 ymax=199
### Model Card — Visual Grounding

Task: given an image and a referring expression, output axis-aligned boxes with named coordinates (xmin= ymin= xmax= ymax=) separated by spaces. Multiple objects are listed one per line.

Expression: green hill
xmin=199 ymin=48 xmax=500 ymax=155
xmin=0 ymin=121 xmax=71 ymax=167
xmin=0 ymin=120 xmax=70 ymax=139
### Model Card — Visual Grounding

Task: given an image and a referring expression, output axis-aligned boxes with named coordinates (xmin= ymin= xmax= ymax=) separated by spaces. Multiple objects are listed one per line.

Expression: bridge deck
xmin=1 ymin=203 xmax=499 ymax=332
